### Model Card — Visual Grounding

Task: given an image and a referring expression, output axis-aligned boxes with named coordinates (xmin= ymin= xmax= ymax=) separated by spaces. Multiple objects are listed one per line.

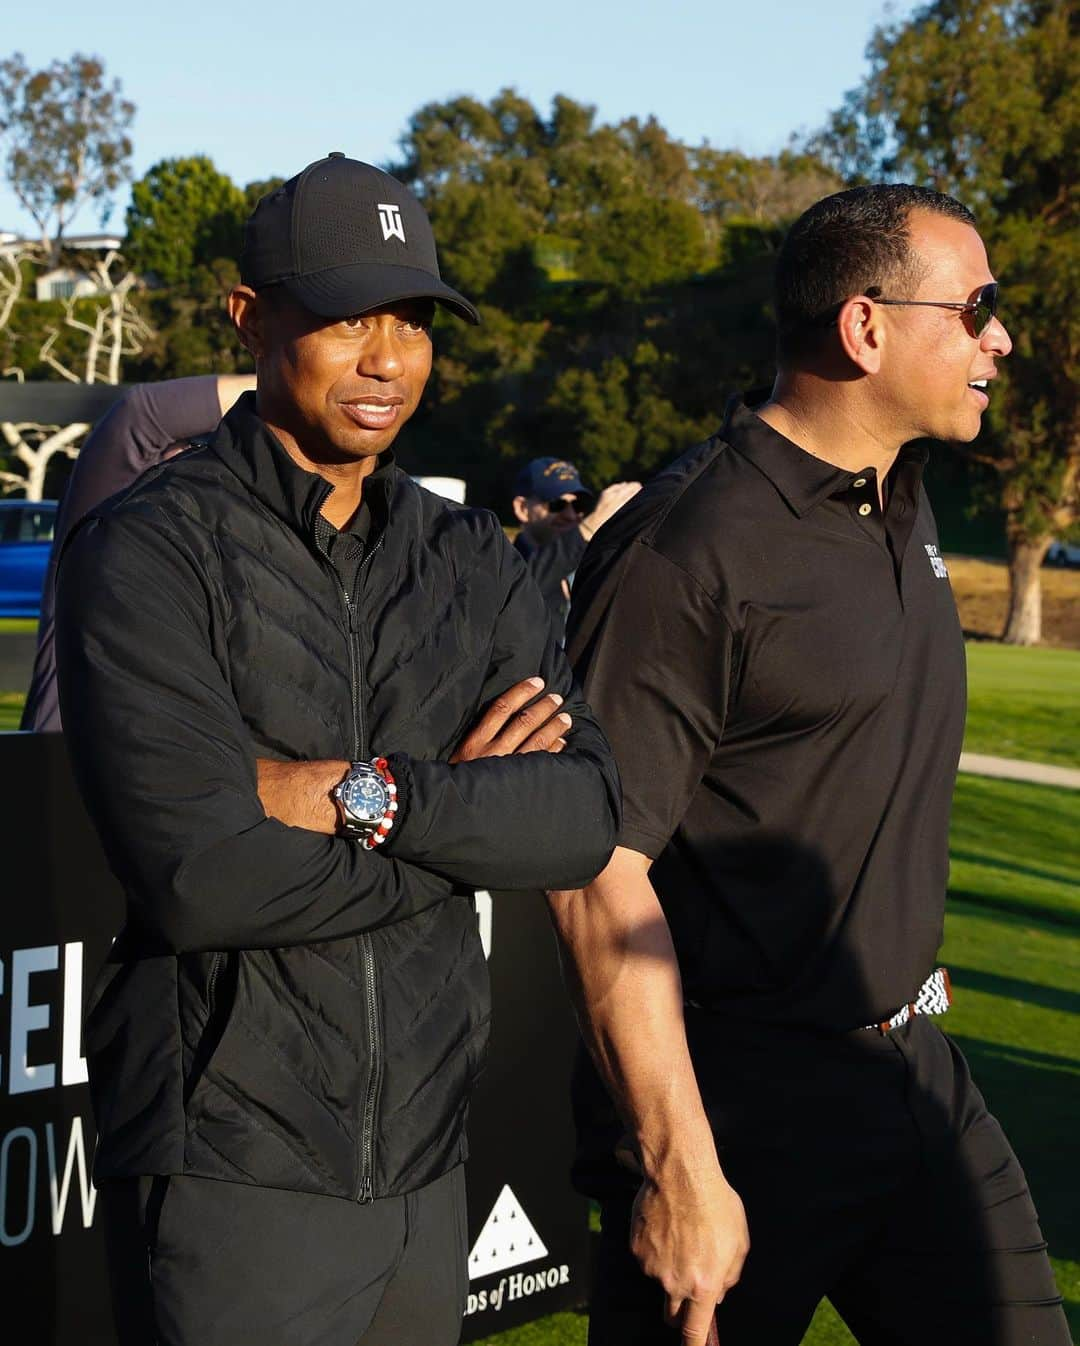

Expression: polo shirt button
xmin=858 ymin=503 xmax=872 ymax=517
xmin=853 ymin=477 xmax=867 ymax=488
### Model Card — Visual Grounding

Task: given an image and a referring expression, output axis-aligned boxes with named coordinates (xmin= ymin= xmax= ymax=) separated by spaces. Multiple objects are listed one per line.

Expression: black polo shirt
xmin=566 ymin=396 xmax=966 ymax=1030
xmin=313 ymin=456 xmax=394 ymax=603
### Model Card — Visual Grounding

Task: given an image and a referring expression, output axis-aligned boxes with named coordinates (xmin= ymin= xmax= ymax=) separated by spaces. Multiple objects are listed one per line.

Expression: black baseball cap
xmin=240 ymin=153 xmax=479 ymax=324
xmin=514 ymin=457 xmax=592 ymax=502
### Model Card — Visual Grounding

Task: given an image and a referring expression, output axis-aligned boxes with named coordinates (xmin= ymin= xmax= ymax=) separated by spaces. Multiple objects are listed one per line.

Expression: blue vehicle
xmin=0 ymin=499 xmax=58 ymax=618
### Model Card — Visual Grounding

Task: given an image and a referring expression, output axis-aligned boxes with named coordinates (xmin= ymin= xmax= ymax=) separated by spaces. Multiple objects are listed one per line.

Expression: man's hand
xmin=580 ymin=481 xmax=642 ymax=540
xmin=546 ymin=847 xmax=748 ymax=1344
xmin=451 ymin=676 xmax=571 ymax=763
xmin=631 ymin=1161 xmax=749 ymax=1344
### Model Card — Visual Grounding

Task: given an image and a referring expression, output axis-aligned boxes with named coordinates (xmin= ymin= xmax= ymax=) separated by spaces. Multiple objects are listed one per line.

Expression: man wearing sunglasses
xmin=547 ymin=184 xmax=1069 ymax=1345
xmin=512 ymin=456 xmax=641 ymax=641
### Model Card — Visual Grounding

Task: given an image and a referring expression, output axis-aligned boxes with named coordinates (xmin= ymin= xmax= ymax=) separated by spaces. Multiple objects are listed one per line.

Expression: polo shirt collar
xmin=722 ymin=393 xmax=928 ymax=518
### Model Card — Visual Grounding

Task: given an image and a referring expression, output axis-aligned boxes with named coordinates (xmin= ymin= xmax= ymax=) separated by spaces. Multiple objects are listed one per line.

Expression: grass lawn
xmin=0 ymin=692 xmax=24 ymax=731
xmin=963 ymin=643 xmax=1080 ymax=767
xmin=478 ymin=781 xmax=1080 ymax=1345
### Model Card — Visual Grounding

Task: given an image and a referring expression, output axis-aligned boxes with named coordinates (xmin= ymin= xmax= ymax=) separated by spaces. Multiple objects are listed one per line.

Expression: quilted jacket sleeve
xmin=384 ymin=524 xmax=621 ymax=891
xmin=56 ymin=511 xmax=455 ymax=953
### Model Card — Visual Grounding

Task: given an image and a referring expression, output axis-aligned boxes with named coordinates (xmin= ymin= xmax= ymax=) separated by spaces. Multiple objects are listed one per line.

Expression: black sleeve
xmin=567 ymin=540 xmax=733 ymax=860
xmin=21 ymin=378 xmax=223 ymax=734
xmin=55 ymin=512 xmax=454 ymax=954
xmin=515 ymin=527 xmax=587 ymax=607
xmin=384 ymin=528 xmax=621 ymax=891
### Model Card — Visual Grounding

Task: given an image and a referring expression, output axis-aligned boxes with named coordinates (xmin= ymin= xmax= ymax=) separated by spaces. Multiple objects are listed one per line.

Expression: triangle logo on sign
xmin=468 ymin=1184 xmax=548 ymax=1279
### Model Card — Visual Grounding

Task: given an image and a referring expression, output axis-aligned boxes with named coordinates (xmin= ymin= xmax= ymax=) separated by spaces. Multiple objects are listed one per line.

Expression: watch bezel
xmin=334 ymin=761 xmax=391 ymax=836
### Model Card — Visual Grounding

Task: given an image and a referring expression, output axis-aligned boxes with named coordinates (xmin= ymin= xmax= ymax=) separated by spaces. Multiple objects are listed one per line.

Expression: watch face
xmin=341 ymin=770 xmax=389 ymax=823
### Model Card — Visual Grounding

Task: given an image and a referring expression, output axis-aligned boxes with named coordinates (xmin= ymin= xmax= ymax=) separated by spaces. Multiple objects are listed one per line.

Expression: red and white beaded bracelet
xmin=360 ymin=756 xmax=398 ymax=851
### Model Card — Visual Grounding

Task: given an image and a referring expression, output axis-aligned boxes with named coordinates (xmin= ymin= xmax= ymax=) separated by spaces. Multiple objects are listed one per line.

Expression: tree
xmin=0 ymin=52 xmax=134 ymax=259
xmin=0 ymin=238 xmax=34 ymax=345
xmin=0 ymin=418 xmax=87 ymax=500
xmin=692 ymin=146 xmax=842 ymax=238
xmin=820 ymin=0 xmax=1079 ymax=644
xmin=391 ymin=90 xmax=810 ymax=510
xmin=243 ymin=176 xmax=285 ymax=212
xmin=124 ymin=156 xmax=247 ymax=287
xmin=0 ymin=54 xmax=144 ymax=499
xmin=38 ymin=249 xmax=151 ymax=386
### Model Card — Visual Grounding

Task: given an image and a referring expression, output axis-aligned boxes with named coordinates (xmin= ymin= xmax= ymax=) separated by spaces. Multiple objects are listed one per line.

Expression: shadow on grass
xmin=949 ymin=965 xmax=1080 ymax=1017
xmin=948 ymin=887 xmax=1080 ymax=930
xmin=950 ymin=848 xmax=1080 ymax=892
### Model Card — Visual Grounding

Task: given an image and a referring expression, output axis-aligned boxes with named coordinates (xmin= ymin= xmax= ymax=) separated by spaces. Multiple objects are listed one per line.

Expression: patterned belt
xmin=864 ymin=966 xmax=952 ymax=1034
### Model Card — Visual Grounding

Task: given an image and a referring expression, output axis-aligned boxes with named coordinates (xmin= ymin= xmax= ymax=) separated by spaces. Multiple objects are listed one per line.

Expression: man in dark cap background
xmin=512 ymin=455 xmax=640 ymax=641
xmin=55 ymin=154 xmax=619 ymax=1346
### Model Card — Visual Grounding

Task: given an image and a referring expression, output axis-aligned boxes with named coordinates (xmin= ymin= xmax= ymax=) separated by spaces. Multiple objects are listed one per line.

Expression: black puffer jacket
xmin=56 ymin=395 xmax=619 ymax=1202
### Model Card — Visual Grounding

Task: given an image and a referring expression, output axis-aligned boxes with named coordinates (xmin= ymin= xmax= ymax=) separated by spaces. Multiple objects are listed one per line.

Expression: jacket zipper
xmin=322 ymin=537 xmax=385 ymax=1202
xmin=324 ymin=540 xmax=382 ymax=761
xmin=206 ymin=952 xmax=222 ymax=1016
xmin=357 ymin=932 xmax=382 ymax=1203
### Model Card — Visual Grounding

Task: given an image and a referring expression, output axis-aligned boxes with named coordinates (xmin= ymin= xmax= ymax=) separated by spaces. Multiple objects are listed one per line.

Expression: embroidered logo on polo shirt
xmin=925 ymin=544 xmax=949 ymax=579
xmin=377 ymin=203 xmax=405 ymax=243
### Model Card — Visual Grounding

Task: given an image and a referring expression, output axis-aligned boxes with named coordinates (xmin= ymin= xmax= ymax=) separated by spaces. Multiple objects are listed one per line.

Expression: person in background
xmin=512 ymin=456 xmax=640 ymax=641
xmin=21 ymin=374 xmax=255 ymax=731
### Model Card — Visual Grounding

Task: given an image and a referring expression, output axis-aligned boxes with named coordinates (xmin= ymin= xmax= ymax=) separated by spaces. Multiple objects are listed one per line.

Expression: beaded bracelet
xmin=360 ymin=756 xmax=398 ymax=851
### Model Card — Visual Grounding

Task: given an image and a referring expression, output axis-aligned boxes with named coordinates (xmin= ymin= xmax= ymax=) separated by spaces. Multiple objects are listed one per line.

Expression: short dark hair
xmin=774 ymin=184 xmax=976 ymax=365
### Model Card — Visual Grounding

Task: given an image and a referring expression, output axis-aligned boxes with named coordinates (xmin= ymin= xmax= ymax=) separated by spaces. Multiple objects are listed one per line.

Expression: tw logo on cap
xmin=377 ymin=203 xmax=405 ymax=243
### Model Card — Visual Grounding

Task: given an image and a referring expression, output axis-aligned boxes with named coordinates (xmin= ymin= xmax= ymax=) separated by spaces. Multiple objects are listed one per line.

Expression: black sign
xmin=0 ymin=384 xmax=129 ymax=429
xmin=0 ymin=733 xmax=588 ymax=1341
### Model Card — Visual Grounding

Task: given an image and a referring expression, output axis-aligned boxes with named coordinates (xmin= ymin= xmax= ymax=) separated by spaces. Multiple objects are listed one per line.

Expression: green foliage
xmin=243 ymin=177 xmax=285 ymax=212
xmin=124 ymin=156 xmax=246 ymax=288
xmin=692 ymin=146 xmax=842 ymax=227
xmin=0 ymin=52 xmax=134 ymax=249
xmin=0 ymin=291 xmax=133 ymax=381
xmin=388 ymin=90 xmax=833 ymax=511
xmin=819 ymin=0 xmax=1080 ymax=552
xmin=127 ymin=257 xmax=252 ymax=382
xmin=575 ymin=197 xmax=710 ymax=295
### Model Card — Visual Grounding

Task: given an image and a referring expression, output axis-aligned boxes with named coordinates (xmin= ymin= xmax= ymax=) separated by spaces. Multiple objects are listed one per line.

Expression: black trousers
xmin=100 ymin=1164 xmax=468 ymax=1346
xmin=588 ymin=1014 xmax=1069 ymax=1346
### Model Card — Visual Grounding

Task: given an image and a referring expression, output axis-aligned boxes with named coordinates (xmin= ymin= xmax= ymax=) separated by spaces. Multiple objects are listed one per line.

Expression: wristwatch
xmin=332 ymin=757 xmax=398 ymax=848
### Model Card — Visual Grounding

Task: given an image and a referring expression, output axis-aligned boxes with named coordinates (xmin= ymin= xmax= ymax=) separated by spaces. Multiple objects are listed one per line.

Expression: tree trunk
xmin=1002 ymin=537 xmax=1052 ymax=645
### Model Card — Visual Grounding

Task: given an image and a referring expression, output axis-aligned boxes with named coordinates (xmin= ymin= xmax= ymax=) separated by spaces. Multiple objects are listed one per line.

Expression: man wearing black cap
xmin=55 ymin=154 xmax=619 ymax=1346
xmin=512 ymin=456 xmax=640 ymax=641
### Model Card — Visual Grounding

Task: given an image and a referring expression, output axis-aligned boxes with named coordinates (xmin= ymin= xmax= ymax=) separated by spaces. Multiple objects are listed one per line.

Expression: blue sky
xmin=2 ymin=0 xmax=919 ymax=236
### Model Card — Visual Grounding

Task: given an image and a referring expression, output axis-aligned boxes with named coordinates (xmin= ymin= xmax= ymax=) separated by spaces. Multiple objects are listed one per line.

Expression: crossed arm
xmin=256 ymin=676 xmax=572 ymax=832
xmin=56 ymin=508 xmax=618 ymax=951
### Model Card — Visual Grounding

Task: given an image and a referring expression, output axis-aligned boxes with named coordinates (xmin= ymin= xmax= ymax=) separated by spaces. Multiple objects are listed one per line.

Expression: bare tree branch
xmin=0 ymin=419 xmax=88 ymax=498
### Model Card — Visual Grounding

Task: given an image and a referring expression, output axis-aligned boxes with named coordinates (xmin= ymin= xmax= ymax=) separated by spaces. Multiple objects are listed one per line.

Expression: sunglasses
xmin=545 ymin=496 xmax=585 ymax=514
xmin=867 ymin=282 xmax=1000 ymax=338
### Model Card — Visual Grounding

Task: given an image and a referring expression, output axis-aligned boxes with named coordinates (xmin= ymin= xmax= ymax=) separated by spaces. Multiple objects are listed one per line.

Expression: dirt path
xmin=958 ymin=752 xmax=1080 ymax=790
xmin=948 ymin=555 xmax=1080 ymax=648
